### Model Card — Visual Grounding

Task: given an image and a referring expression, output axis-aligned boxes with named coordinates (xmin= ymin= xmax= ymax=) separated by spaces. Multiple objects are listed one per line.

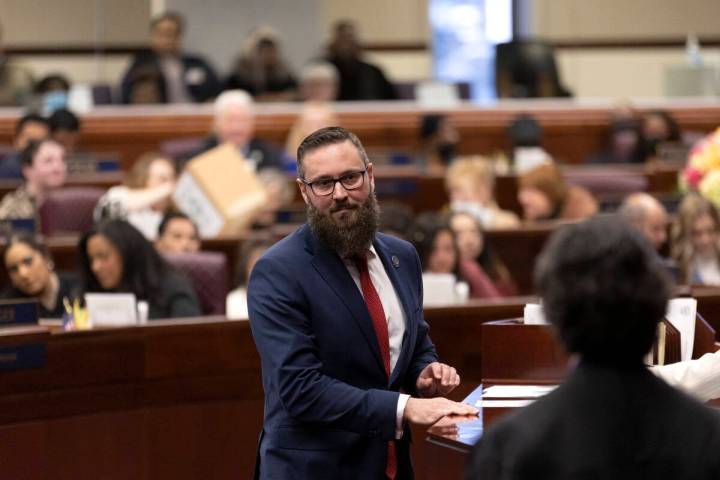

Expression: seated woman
xmin=517 ymin=162 xmax=598 ymax=222
xmin=449 ymin=211 xmax=517 ymax=296
xmin=407 ymin=212 xmax=500 ymax=300
xmin=77 ymin=219 xmax=201 ymax=319
xmin=671 ymin=193 xmax=720 ymax=286
xmin=445 ymin=155 xmax=519 ymax=229
xmin=226 ymin=239 xmax=273 ymax=319
xmin=94 ymin=152 xmax=176 ymax=239
xmin=285 ymin=102 xmax=339 ymax=158
xmin=1 ymin=233 xmax=75 ymax=318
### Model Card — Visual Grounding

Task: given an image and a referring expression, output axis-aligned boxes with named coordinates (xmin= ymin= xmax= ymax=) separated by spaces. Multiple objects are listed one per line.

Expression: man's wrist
xmin=395 ymin=393 xmax=410 ymax=439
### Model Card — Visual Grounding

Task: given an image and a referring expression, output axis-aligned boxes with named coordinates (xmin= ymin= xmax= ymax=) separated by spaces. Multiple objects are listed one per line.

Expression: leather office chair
xmin=495 ymin=39 xmax=572 ymax=98
xmin=164 ymin=251 xmax=228 ymax=315
xmin=39 ymin=187 xmax=105 ymax=235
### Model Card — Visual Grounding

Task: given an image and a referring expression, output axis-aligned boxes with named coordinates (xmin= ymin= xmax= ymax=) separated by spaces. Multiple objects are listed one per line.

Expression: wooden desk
xmin=0 ymin=101 xmax=716 ymax=167
xmin=424 ymin=314 xmax=719 ymax=478
xmin=0 ymin=298 xmax=541 ymax=480
xmin=373 ymin=163 xmax=681 ymax=216
xmin=691 ymin=286 xmax=720 ymax=340
xmin=0 ymin=317 xmax=263 ymax=479
xmin=0 ymin=171 xmax=123 ymax=199
xmin=423 ymin=298 xmax=533 ymax=385
xmin=485 ymin=223 xmax=557 ymax=295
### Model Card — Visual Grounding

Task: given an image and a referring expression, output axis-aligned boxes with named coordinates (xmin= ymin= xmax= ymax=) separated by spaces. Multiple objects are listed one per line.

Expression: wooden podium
xmin=424 ymin=314 xmax=718 ymax=479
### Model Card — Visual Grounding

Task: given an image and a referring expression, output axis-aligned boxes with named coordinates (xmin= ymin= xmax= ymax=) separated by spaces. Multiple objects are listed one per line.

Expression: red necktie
xmin=354 ymin=254 xmax=397 ymax=480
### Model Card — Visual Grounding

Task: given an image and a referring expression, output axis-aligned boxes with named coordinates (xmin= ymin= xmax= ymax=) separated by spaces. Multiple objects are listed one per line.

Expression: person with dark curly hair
xmin=466 ymin=216 xmax=720 ymax=479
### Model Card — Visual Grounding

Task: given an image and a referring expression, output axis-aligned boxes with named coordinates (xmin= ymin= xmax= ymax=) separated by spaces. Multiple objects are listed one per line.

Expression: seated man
xmin=325 ymin=20 xmax=397 ymax=101
xmin=618 ymin=192 xmax=678 ymax=278
xmin=466 ymin=216 xmax=720 ymax=479
xmin=120 ymin=11 xmax=220 ymax=104
xmin=0 ymin=113 xmax=50 ymax=179
xmin=0 ymin=138 xmax=67 ymax=220
xmin=184 ymin=89 xmax=289 ymax=172
xmin=155 ymin=211 xmax=200 ymax=254
xmin=48 ymin=108 xmax=81 ymax=155
xmin=0 ymin=29 xmax=34 ymax=106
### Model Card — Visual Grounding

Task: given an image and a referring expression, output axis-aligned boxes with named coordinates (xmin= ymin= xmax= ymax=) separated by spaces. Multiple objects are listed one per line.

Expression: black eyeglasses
xmin=301 ymin=169 xmax=367 ymax=196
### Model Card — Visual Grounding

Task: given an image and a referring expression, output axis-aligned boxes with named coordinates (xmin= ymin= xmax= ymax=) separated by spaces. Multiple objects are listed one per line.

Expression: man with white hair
xmin=618 ymin=192 xmax=669 ymax=252
xmin=185 ymin=89 xmax=289 ymax=172
xmin=618 ymin=192 xmax=679 ymax=279
xmin=298 ymin=62 xmax=338 ymax=102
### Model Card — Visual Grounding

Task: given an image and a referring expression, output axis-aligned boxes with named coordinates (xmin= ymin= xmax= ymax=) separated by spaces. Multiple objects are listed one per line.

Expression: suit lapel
xmin=308 ymin=237 xmax=386 ymax=376
xmin=373 ymin=237 xmax=417 ymax=384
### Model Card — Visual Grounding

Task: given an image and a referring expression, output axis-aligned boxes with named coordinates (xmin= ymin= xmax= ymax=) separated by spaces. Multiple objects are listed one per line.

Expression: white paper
xmin=514 ymin=148 xmax=550 ymax=174
xmin=666 ymin=298 xmax=697 ymax=362
xmin=173 ymin=172 xmax=224 ymax=238
xmin=415 ymin=81 xmax=460 ymax=107
xmin=476 ymin=399 xmax=534 ymax=408
xmin=422 ymin=273 xmax=459 ymax=307
xmin=85 ymin=293 xmax=138 ymax=328
xmin=482 ymin=385 xmax=557 ymax=399
xmin=523 ymin=303 xmax=547 ymax=325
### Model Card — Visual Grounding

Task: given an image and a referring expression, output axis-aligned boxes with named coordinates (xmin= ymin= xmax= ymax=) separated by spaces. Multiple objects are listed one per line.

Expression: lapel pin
xmin=392 ymin=255 xmax=400 ymax=268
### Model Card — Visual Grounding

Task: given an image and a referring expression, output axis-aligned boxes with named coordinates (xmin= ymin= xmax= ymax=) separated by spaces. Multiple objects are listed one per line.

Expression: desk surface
xmin=0 ymin=100 xmax=716 ymax=167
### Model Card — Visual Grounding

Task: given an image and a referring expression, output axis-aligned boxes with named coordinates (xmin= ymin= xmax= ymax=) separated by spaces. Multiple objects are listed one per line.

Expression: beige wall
xmin=321 ymin=0 xmax=429 ymax=44
xmin=531 ymin=0 xmax=720 ymax=40
xmin=0 ymin=0 xmax=149 ymax=45
xmin=5 ymin=0 xmax=720 ymax=99
xmin=558 ymin=49 xmax=720 ymax=98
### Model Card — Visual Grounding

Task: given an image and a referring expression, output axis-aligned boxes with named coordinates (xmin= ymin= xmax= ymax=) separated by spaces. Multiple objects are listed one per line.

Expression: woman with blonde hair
xmin=671 ymin=193 xmax=720 ymax=285
xmin=445 ymin=155 xmax=519 ymax=229
xmin=94 ymin=152 xmax=176 ymax=239
xmin=285 ymin=102 xmax=339 ymax=157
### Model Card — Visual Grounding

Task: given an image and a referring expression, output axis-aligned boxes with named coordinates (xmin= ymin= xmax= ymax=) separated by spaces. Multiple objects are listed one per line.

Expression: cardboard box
xmin=173 ymin=143 xmax=267 ymax=237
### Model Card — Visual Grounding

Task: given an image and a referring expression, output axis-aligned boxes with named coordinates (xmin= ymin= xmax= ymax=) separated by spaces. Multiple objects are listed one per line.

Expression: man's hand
xmin=416 ymin=362 xmax=460 ymax=397
xmin=403 ymin=397 xmax=478 ymax=426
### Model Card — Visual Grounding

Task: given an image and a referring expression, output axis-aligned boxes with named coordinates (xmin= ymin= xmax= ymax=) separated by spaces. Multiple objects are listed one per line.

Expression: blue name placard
xmin=0 ymin=343 xmax=46 ymax=371
xmin=0 ymin=301 xmax=39 ymax=326
xmin=0 ymin=217 xmax=35 ymax=235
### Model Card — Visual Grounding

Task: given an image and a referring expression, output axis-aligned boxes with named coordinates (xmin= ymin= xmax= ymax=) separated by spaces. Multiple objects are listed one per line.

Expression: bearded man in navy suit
xmin=248 ymin=126 xmax=477 ymax=479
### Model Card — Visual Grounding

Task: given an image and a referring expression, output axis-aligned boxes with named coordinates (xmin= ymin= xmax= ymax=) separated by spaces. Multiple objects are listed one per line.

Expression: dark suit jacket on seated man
xmin=248 ymin=127 xmax=476 ymax=479
xmin=465 ymin=216 xmax=720 ymax=480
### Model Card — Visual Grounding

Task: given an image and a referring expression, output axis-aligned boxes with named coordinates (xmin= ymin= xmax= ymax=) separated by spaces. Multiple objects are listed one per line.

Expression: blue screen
xmin=430 ymin=0 xmax=513 ymax=101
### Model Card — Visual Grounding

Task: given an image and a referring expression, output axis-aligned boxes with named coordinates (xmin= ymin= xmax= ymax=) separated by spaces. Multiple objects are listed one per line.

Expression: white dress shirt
xmin=652 ymin=350 xmax=720 ymax=402
xmin=344 ymin=245 xmax=409 ymax=438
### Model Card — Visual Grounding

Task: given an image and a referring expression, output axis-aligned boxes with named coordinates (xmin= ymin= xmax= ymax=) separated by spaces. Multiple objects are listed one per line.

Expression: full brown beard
xmin=308 ymin=191 xmax=380 ymax=258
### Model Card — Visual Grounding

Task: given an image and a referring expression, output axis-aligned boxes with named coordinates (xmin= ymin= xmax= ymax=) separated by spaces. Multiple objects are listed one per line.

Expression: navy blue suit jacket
xmin=248 ymin=224 xmax=438 ymax=479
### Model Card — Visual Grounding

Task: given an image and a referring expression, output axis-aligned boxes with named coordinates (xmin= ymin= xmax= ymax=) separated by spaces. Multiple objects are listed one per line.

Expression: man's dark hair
xmin=296 ymin=126 xmax=368 ymax=179
xmin=419 ymin=114 xmax=445 ymax=141
xmin=150 ymin=11 xmax=185 ymax=33
xmin=33 ymin=74 xmax=71 ymax=95
xmin=48 ymin=108 xmax=80 ymax=133
xmin=508 ymin=114 xmax=542 ymax=147
xmin=15 ymin=113 xmax=49 ymax=136
xmin=5 ymin=231 xmax=52 ymax=261
xmin=645 ymin=109 xmax=681 ymax=142
xmin=535 ymin=215 xmax=671 ymax=365
xmin=78 ymin=219 xmax=177 ymax=301
xmin=20 ymin=138 xmax=59 ymax=168
xmin=157 ymin=211 xmax=198 ymax=238
xmin=407 ymin=212 xmax=460 ymax=276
